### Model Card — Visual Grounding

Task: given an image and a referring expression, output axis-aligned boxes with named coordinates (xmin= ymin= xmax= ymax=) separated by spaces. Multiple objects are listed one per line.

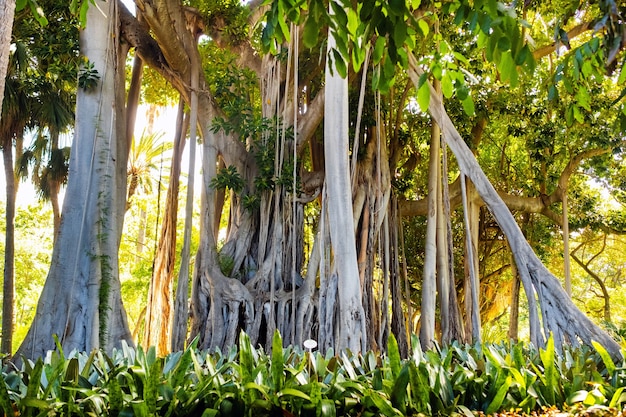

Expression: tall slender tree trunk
xmin=2 ymin=143 xmax=15 ymax=354
xmin=172 ymin=42 xmax=199 ymax=352
xmin=144 ymin=99 xmax=186 ymax=355
xmin=16 ymin=0 xmax=133 ymax=360
xmin=49 ymin=132 xmax=62 ymax=241
xmin=562 ymin=191 xmax=571 ymax=295
xmin=508 ymin=256 xmax=520 ymax=341
xmin=420 ymin=90 xmax=440 ymax=349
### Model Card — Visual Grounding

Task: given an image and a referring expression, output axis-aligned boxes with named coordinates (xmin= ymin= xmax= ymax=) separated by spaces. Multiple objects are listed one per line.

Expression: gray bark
xmin=16 ymin=0 xmax=133 ymax=360
xmin=408 ymin=55 xmax=622 ymax=360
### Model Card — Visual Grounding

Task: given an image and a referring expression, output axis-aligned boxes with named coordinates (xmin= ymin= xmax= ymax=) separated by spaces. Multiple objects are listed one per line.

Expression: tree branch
xmin=532 ymin=22 xmax=592 ymax=59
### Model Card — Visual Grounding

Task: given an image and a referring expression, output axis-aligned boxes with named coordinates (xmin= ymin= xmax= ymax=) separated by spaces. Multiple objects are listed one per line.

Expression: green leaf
xmin=609 ymin=387 xmax=626 ymax=408
xmin=390 ymin=365 xmax=409 ymax=414
xmin=303 ymin=16 xmax=320 ymax=48
xmin=591 ymin=340 xmax=616 ymax=375
xmin=462 ymin=96 xmax=475 ymax=116
xmin=388 ymin=334 xmax=402 ymax=377
xmin=417 ymin=19 xmax=429 ymax=37
xmin=332 ymin=49 xmax=348 ymax=78
xmin=393 ymin=20 xmax=407 ymax=46
xmin=497 ymin=36 xmax=511 ymax=51
xmin=485 ymin=375 xmax=512 ymax=414
xmin=441 ymin=74 xmax=454 ymax=98
xmin=347 ymin=7 xmax=358 ymax=36
xmin=271 ymin=330 xmax=284 ymax=391
xmin=373 ymin=36 xmax=386 ymax=64
xmin=279 ymin=388 xmax=312 ymax=401
xmin=417 ymin=74 xmax=430 ymax=113
xmin=388 ymin=0 xmax=405 ymax=16
xmin=16 ymin=0 xmax=28 ymax=12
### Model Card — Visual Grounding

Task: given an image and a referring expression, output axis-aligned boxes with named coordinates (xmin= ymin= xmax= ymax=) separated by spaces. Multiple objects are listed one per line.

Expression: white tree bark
xmin=322 ymin=4 xmax=366 ymax=353
xmin=420 ymin=117 xmax=439 ymax=349
xmin=16 ymin=0 xmax=133 ymax=360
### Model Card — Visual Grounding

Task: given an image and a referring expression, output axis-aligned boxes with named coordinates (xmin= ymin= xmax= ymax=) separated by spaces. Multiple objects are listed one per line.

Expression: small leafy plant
xmin=0 ymin=333 xmax=624 ymax=416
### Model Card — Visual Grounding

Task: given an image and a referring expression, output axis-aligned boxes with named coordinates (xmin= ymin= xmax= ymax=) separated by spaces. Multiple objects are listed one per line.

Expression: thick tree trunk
xmin=16 ymin=0 xmax=133 ymax=360
xmin=322 ymin=7 xmax=366 ymax=352
xmin=408 ymin=55 xmax=622 ymax=360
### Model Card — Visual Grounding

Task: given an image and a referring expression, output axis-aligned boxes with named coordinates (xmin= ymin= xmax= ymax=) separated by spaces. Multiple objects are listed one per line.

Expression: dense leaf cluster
xmin=1 ymin=333 xmax=626 ymax=417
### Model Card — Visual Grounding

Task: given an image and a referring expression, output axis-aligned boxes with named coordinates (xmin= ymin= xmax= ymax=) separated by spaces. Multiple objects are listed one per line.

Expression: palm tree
xmin=0 ymin=41 xmax=31 ymax=355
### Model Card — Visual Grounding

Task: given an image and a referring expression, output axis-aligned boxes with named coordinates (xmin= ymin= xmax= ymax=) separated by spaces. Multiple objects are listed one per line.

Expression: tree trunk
xmin=462 ymin=176 xmax=481 ymax=343
xmin=408 ymin=55 xmax=622 ymax=360
xmin=144 ymin=99 xmax=186 ymax=355
xmin=562 ymin=191 xmax=571 ymax=295
xmin=16 ymin=0 xmax=133 ymax=360
xmin=2 ymin=142 xmax=15 ymax=355
xmin=172 ymin=40 xmax=200 ymax=352
xmin=0 ymin=0 xmax=15 ymax=120
xmin=322 ymin=6 xmax=366 ymax=352
xmin=508 ymin=255 xmax=520 ymax=342
xmin=420 ymin=92 xmax=440 ymax=349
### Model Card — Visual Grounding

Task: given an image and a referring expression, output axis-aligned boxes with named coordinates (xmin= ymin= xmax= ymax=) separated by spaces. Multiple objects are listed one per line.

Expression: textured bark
xmin=408 ymin=54 xmax=622 ymax=360
xmin=2 ymin=142 xmax=16 ymax=354
xmin=420 ymin=99 xmax=440 ymax=350
xmin=143 ymin=100 xmax=186 ymax=355
xmin=0 ymin=0 xmax=15 ymax=120
xmin=322 ymin=7 xmax=366 ymax=352
xmin=16 ymin=0 xmax=133 ymax=360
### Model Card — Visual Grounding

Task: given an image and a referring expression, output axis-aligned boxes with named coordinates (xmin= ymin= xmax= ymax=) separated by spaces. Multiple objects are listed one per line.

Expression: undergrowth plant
xmin=0 ymin=332 xmax=624 ymax=416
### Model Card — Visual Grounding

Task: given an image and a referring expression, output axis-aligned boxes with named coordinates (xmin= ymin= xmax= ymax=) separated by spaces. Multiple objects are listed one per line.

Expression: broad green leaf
xmin=373 ymin=36 xmax=386 ymax=64
xmin=347 ymin=8 xmax=358 ymax=36
xmin=303 ymin=16 xmax=320 ymax=48
xmin=591 ymin=340 xmax=616 ymax=375
xmin=394 ymin=21 xmax=407 ymax=46
xmin=388 ymin=0 xmax=405 ymax=16
xmin=388 ymin=334 xmax=401 ymax=377
xmin=271 ymin=330 xmax=284 ymax=391
xmin=485 ymin=375 xmax=512 ymax=414
xmin=390 ymin=365 xmax=409 ymax=414
xmin=441 ymin=73 xmax=454 ymax=98
xmin=462 ymin=95 xmax=475 ymax=115
xmin=609 ymin=386 xmax=626 ymax=408
xmin=417 ymin=75 xmax=430 ymax=113
xmin=497 ymin=36 xmax=511 ymax=51
xmin=279 ymin=387 xmax=312 ymax=401
xmin=332 ymin=49 xmax=348 ymax=78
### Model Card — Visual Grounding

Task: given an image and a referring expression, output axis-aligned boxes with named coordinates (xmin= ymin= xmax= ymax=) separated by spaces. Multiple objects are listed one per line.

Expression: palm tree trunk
xmin=2 ymin=144 xmax=15 ymax=355
xmin=0 ymin=0 xmax=16 ymax=117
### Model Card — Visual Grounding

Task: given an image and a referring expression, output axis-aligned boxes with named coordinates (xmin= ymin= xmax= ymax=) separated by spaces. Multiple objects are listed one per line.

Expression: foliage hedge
xmin=1 ymin=332 xmax=625 ymax=417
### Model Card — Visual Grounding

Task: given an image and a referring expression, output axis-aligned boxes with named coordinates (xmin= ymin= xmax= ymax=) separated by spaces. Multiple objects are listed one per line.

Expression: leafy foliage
xmin=2 ymin=333 xmax=626 ymax=416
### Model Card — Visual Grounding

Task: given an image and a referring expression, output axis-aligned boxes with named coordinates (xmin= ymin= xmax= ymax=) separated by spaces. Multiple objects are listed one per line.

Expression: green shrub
xmin=0 ymin=333 xmax=624 ymax=416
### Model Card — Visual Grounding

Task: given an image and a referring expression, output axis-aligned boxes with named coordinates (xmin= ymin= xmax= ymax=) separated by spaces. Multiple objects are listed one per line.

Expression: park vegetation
xmin=1 ymin=0 xmax=626 ymax=414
